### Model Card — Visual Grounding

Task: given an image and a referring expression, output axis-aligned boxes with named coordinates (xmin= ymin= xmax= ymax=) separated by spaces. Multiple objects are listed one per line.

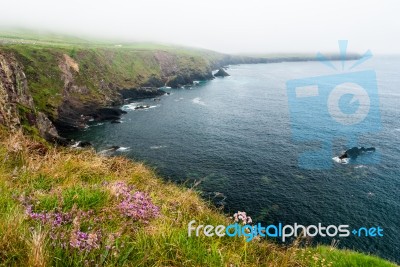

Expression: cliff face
xmin=0 ymin=52 xmax=61 ymax=142
xmin=0 ymin=52 xmax=33 ymax=128
xmin=0 ymin=44 xmax=267 ymax=140
xmin=0 ymin=45 xmax=221 ymax=137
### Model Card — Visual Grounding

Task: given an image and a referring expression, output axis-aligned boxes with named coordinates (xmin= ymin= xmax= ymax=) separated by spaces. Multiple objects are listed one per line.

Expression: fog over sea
xmin=67 ymin=57 xmax=400 ymax=263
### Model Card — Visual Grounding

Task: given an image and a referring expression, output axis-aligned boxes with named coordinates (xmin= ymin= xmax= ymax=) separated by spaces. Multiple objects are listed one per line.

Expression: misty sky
xmin=0 ymin=0 xmax=398 ymax=54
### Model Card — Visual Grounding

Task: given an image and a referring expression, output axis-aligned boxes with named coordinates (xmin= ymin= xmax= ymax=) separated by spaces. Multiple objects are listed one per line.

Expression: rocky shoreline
xmin=54 ymin=88 xmax=165 ymax=133
xmin=0 ymin=43 xmax=362 ymax=146
xmin=54 ymin=73 xmax=225 ymax=137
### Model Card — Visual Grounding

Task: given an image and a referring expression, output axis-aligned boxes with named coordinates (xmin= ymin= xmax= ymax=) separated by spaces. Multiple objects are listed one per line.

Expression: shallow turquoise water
xmin=67 ymin=57 xmax=400 ymax=262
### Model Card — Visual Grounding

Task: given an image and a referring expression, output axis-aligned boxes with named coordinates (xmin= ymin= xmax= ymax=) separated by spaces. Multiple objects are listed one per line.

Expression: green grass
xmin=61 ymin=186 xmax=109 ymax=211
xmin=307 ymin=246 xmax=397 ymax=267
xmin=1 ymin=28 xmax=315 ymax=125
xmin=0 ymin=31 xmax=226 ymax=119
xmin=0 ymin=130 xmax=397 ymax=267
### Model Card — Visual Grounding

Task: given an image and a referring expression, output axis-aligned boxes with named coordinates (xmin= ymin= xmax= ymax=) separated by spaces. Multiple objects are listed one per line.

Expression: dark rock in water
xmin=214 ymin=68 xmax=230 ymax=77
xmin=339 ymin=147 xmax=375 ymax=159
xmin=109 ymin=146 xmax=120 ymax=150
xmin=110 ymin=120 xmax=121 ymax=124
xmin=134 ymin=105 xmax=150 ymax=110
xmin=91 ymin=108 xmax=127 ymax=121
xmin=79 ymin=141 xmax=92 ymax=147
xmin=166 ymin=75 xmax=188 ymax=88
xmin=166 ymin=72 xmax=213 ymax=88
xmin=120 ymin=87 xmax=165 ymax=100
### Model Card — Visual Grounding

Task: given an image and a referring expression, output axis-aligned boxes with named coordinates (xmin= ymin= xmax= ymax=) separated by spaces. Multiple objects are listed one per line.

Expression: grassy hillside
xmin=0 ymin=129 xmax=397 ymax=267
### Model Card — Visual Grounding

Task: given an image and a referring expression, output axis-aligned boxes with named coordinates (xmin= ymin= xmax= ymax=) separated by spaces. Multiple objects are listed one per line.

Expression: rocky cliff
xmin=0 ymin=39 xmax=361 ymax=142
xmin=0 ymin=44 xmax=259 ymax=141
xmin=0 ymin=51 xmax=63 ymax=143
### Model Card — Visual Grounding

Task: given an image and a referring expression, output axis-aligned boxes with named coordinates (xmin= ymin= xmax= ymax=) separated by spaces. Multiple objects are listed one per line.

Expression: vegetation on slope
xmin=0 ymin=129 xmax=397 ymax=267
xmin=0 ymin=30 xmax=394 ymax=266
xmin=0 ymin=29 xmax=361 ymax=134
xmin=0 ymin=30 xmax=263 ymax=132
xmin=0 ymin=44 xmax=212 ymax=117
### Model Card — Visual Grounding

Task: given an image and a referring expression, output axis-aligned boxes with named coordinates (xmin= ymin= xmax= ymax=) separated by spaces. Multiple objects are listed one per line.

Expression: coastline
xmin=0 ymin=31 xmax=362 ymax=145
xmin=1 ymin=32 xmax=397 ymax=266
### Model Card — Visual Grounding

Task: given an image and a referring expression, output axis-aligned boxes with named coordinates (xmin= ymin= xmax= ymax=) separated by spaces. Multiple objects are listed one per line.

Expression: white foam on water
xmin=116 ymin=147 xmax=130 ymax=152
xmin=122 ymin=103 xmax=157 ymax=111
xmin=150 ymin=145 xmax=167 ymax=149
xmin=355 ymin=165 xmax=367 ymax=169
xmin=332 ymin=156 xmax=349 ymax=164
xmin=71 ymin=141 xmax=81 ymax=148
xmin=138 ymin=105 xmax=157 ymax=111
xmin=192 ymin=97 xmax=206 ymax=106
xmin=122 ymin=103 xmax=139 ymax=111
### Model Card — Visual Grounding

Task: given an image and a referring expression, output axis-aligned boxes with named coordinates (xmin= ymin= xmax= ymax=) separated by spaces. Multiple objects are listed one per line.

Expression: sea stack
xmin=214 ymin=68 xmax=230 ymax=77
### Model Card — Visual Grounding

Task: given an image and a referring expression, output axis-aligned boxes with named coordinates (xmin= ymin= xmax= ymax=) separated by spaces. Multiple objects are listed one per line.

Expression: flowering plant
xmin=233 ymin=211 xmax=252 ymax=225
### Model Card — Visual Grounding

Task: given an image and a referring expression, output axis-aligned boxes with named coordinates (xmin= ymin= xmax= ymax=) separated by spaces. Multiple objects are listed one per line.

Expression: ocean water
xmin=66 ymin=56 xmax=400 ymax=262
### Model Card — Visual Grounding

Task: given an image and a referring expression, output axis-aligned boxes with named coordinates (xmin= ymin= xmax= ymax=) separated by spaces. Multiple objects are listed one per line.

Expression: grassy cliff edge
xmin=0 ymin=129 xmax=397 ymax=266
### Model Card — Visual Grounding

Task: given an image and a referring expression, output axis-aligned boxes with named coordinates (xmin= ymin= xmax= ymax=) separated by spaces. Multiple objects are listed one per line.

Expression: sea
xmin=66 ymin=56 xmax=400 ymax=263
